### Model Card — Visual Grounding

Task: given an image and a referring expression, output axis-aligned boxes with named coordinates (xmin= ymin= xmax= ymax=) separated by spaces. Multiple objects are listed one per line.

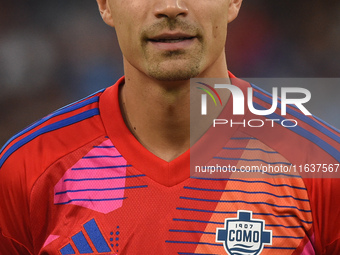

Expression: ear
xmin=228 ymin=0 xmax=243 ymax=23
xmin=96 ymin=0 xmax=115 ymax=27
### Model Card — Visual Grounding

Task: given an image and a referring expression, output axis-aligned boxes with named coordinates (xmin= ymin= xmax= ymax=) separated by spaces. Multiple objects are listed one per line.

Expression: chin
xmin=148 ymin=64 xmax=201 ymax=82
xmin=151 ymin=73 xmax=197 ymax=81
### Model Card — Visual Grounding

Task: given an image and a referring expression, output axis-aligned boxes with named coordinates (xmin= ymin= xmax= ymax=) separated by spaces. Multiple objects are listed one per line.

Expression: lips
xmin=149 ymin=37 xmax=195 ymax=43
xmin=148 ymin=33 xmax=196 ymax=43
xmin=147 ymin=32 xmax=197 ymax=51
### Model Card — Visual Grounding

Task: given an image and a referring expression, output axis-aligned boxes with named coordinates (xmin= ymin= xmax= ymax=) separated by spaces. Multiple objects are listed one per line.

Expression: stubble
xmin=140 ymin=19 xmax=205 ymax=81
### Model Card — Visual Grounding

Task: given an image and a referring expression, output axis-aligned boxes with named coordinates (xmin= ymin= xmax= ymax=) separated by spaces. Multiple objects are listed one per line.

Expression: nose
xmin=153 ymin=0 xmax=189 ymax=19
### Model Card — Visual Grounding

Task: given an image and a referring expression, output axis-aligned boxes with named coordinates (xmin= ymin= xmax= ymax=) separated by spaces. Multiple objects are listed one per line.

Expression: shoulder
xmin=245 ymin=82 xmax=340 ymax=253
xmin=246 ymin=82 xmax=340 ymax=168
xmin=0 ymin=88 xmax=111 ymax=252
xmin=0 ymin=89 xmax=106 ymax=186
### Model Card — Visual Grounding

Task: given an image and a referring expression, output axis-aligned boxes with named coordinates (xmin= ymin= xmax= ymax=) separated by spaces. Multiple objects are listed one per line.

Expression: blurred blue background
xmin=1 ymin=0 xmax=340 ymax=146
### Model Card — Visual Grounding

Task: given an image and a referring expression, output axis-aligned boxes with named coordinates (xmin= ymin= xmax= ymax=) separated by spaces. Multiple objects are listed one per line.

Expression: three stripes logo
xmin=196 ymin=82 xmax=223 ymax=115
xmin=60 ymin=219 xmax=113 ymax=255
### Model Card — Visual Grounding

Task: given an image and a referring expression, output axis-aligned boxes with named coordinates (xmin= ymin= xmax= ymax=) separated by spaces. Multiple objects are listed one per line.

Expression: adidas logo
xmin=60 ymin=219 xmax=113 ymax=254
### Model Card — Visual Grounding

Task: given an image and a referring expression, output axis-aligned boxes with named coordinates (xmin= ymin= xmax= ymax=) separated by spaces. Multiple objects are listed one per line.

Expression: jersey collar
xmin=100 ymin=73 xmax=250 ymax=187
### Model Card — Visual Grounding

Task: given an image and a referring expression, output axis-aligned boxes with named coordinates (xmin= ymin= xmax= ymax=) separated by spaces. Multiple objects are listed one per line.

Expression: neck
xmin=119 ymin=53 xmax=230 ymax=162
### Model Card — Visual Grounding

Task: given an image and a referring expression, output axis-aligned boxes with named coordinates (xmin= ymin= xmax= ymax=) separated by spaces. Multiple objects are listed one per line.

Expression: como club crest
xmin=216 ymin=210 xmax=272 ymax=255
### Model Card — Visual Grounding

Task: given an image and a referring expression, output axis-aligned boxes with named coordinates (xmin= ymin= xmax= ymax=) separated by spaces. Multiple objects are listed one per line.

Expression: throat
xmin=119 ymin=82 xmax=190 ymax=162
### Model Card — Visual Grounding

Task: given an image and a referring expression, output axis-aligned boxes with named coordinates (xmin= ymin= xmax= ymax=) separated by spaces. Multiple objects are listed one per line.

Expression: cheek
xmin=202 ymin=9 xmax=229 ymax=61
xmin=111 ymin=2 xmax=141 ymax=40
xmin=212 ymin=8 xmax=229 ymax=39
xmin=213 ymin=25 xmax=223 ymax=40
xmin=210 ymin=18 xmax=228 ymax=48
xmin=198 ymin=3 xmax=229 ymax=42
xmin=114 ymin=17 xmax=140 ymax=56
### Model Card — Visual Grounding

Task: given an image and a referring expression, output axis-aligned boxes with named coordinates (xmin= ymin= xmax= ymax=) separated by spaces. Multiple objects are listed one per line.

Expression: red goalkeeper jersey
xmin=0 ymin=75 xmax=340 ymax=255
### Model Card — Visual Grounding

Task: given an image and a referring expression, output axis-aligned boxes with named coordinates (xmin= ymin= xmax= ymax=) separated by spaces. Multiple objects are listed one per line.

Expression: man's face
xmin=105 ymin=0 xmax=240 ymax=81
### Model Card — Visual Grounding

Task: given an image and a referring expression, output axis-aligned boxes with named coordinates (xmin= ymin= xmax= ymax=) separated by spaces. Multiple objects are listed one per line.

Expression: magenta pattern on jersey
xmin=301 ymin=234 xmax=316 ymax=255
xmin=54 ymin=139 xmax=127 ymax=213
xmin=42 ymin=235 xmax=60 ymax=248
